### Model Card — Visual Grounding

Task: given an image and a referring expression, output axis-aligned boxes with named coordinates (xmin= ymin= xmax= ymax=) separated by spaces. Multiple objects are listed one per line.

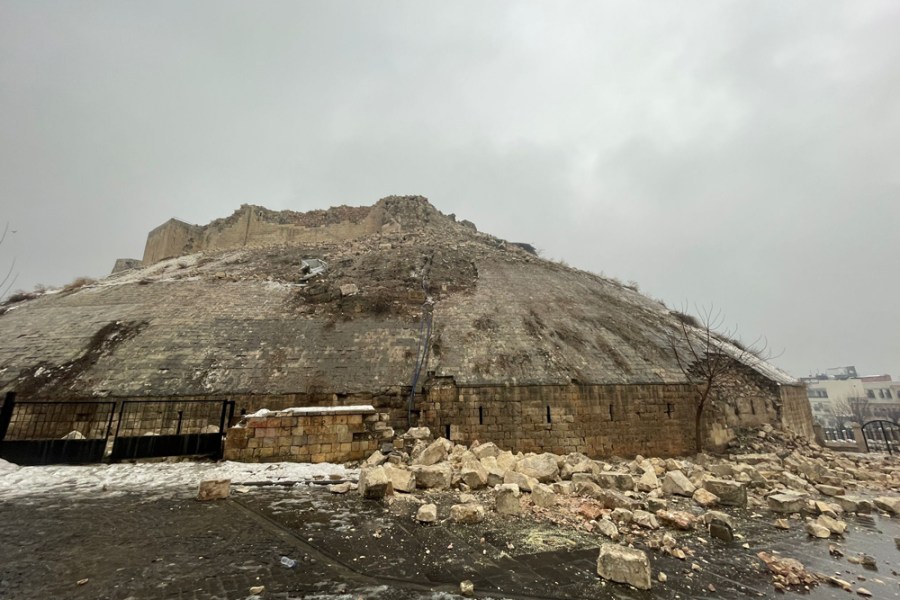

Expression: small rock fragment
xmin=328 ymin=482 xmax=352 ymax=494
xmin=460 ymin=580 xmax=475 ymax=596
xmin=806 ymin=521 xmax=831 ymax=538
xmin=416 ymin=503 xmax=438 ymax=523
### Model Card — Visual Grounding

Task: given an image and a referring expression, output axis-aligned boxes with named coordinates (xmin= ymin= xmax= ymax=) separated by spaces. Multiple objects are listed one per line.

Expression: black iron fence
xmin=861 ymin=420 xmax=900 ymax=456
xmin=110 ymin=399 xmax=234 ymax=461
xmin=0 ymin=392 xmax=234 ymax=465
xmin=0 ymin=392 xmax=115 ymax=465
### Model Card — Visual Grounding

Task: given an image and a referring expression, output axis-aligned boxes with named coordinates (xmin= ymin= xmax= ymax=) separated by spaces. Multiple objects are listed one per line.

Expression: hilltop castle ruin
xmin=0 ymin=196 xmax=814 ymax=457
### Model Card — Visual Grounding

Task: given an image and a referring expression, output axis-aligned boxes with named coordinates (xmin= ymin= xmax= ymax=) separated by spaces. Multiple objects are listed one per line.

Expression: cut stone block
xmin=596 ymin=544 xmax=651 ymax=590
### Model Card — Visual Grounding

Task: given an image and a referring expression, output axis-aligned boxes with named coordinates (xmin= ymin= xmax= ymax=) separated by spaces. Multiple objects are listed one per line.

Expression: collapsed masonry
xmin=0 ymin=196 xmax=814 ymax=456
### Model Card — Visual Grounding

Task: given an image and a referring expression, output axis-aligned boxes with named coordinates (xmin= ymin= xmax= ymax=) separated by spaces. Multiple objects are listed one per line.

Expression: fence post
xmin=878 ymin=421 xmax=892 ymax=456
xmin=0 ymin=391 xmax=15 ymax=443
xmin=218 ymin=401 xmax=228 ymax=434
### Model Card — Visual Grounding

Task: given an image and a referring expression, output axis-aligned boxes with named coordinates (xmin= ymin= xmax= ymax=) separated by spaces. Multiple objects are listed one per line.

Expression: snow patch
xmin=245 ymin=405 xmax=376 ymax=418
xmin=0 ymin=460 xmax=357 ymax=501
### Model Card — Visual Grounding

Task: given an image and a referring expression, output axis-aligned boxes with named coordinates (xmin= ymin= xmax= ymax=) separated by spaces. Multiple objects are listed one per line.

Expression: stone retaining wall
xmin=419 ymin=377 xmax=815 ymax=457
xmin=223 ymin=405 xmax=392 ymax=463
xmin=420 ymin=380 xmax=697 ymax=456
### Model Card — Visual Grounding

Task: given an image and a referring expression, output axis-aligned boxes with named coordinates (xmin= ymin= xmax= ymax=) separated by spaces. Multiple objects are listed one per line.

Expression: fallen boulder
xmin=450 ymin=503 xmax=485 ymax=524
xmin=706 ymin=513 xmax=734 ymax=542
xmin=358 ymin=466 xmax=393 ymax=499
xmin=460 ymin=460 xmax=488 ymax=490
xmin=703 ymin=479 xmax=747 ymax=507
xmin=596 ymin=472 xmax=635 ymax=491
xmin=815 ymin=514 xmax=847 ymax=535
xmin=471 ymin=441 xmax=500 ymax=460
xmin=662 ymin=470 xmax=696 ymax=497
xmin=504 ymin=470 xmax=539 ymax=492
xmin=532 ymin=483 xmax=557 ymax=508
xmin=806 ymin=521 xmax=831 ymax=538
xmin=814 ymin=484 xmax=844 ymax=497
xmin=596 ymin=544 xmax=651 ymax=590
xmin=496 ymin=483 xmax=522 ymax=516
xmin=516 ymin=453 xmax=560 ymax=483
xmin=595 ymin=518 xmax=619 ymax=541
xmin=632 ymin=510 xmax=659 ymax=530
xmin=768 ymin=492 xmax=807 ymax=513
xmin=382 ymin=464 xmax=416 ymax=493
xmin=834 ymin=495 xmax=873 ymax=514
xmin=874 ymin=496 xmax=900 ymax=515
xmin=635 ymin=469 xmax=659 ymax=493
xmin=656 ymin=509 xmax=695 ymax=530
xmin=197 ymin=479 xmax=230 ymax=501
xmin=692 ymin=488 xmax=719 ymax=508
xmin=416 ymin=503 xmax=438 ymax=523
xmin=478 ymin=456 xmax=507 ymax=487
xmin=413 ymin=438 xmax=453 ymax=466
xmin=411 ymin=464 xmax=452 ymax=490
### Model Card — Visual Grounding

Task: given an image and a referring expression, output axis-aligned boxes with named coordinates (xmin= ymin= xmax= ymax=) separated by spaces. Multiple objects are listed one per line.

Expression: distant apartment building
xmin=801 ymin=366 xmax=900 ymax=428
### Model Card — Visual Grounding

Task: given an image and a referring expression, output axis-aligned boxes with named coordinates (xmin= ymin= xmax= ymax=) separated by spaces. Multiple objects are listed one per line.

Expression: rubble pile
xmin=335 ymin=425 xmax=900 ymax=592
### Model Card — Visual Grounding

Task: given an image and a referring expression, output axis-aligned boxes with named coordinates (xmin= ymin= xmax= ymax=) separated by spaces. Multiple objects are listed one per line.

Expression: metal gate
xmin=0 ymin=392 xmax=115 ymax=465
xmin=861 ymin=419 xmax=900 ymax=455
xmin=110 ymin=399 xmax=234 ymax=461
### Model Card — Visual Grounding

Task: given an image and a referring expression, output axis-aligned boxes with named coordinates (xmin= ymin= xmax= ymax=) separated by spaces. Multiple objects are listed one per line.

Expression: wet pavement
xmin=1 ymin=482 xmax=899 ymax=599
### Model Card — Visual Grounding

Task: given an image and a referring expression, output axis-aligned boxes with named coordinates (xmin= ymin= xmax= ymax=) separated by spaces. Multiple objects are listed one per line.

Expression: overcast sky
xmin=1 ymin=1 xmax=898 ymax=379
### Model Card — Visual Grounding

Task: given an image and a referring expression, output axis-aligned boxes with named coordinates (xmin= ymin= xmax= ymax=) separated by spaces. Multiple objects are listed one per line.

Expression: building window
xmin=867 ymin=389 xmax=876 ymax=399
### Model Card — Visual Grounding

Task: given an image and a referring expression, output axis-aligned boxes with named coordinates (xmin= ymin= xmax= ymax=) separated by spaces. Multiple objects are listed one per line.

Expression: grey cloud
xmin=1 ymin=0 xmax=898 ymax=377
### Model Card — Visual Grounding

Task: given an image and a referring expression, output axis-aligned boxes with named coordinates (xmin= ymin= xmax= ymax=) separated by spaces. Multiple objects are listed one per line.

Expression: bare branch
xmin=666 ymin=302 xmax=777 ymax=453
xmin=0 ymin=222 xmax=19 ymax=300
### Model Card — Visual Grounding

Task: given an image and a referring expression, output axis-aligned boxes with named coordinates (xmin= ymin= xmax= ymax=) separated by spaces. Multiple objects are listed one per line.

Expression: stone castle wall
xmin=223 ymin=406 xmax=391 ymax=463
xmin=779 ymin=385 xmax=816 ymax=440
xmin=2 ymin=378 xmax=811 ymax=460
xmin=421 ymin=380 xmax=696 ymax=456
xmin=418 ymin=377 xmax=814 ymax=458
xmin=142 ymin=205 xmax=398 ymax=264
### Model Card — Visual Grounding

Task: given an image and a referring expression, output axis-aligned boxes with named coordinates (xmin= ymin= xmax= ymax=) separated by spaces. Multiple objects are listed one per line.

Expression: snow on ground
xmin=0 ymin=459 xmax=357 ymax=501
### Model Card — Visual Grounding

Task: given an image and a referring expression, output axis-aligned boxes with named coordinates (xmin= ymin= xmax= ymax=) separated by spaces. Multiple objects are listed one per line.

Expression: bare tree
xmin=666 ymin=305 xmax=769 ymax=454
xmin=829 ymin=395 xmax=871 ymax=426
xmin=0 ymin=223 xmax=18 ymax=300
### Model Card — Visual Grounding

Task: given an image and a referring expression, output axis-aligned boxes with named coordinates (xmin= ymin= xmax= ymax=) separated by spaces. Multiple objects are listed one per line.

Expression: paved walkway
xmin=1 ymin=483 xmax=899 ymax=599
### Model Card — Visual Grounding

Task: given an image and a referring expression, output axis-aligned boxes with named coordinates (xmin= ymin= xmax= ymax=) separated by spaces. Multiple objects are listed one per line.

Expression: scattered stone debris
xmin=757 ymin=551 xmax=821 ymax=590
xmin=347 ymin=425 xmax=899 ymax=593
